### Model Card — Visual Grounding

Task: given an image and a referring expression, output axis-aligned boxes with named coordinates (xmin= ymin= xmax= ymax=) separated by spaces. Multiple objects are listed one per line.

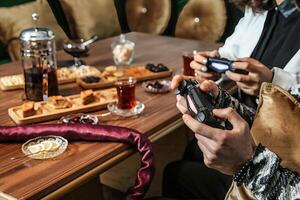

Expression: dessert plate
xmin=22 ymin=135 xmax=68 ymax=159
xmin=142 ymin=80 xmax=171 ymax=93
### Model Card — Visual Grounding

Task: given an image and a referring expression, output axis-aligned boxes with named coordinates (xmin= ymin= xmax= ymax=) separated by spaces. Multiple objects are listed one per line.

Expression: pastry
xmin=0 ymin=74 xmax=24 ymax=89
xmin=47 ymin=96 xmax=71 ymax=109
xmin=101 ymin=66 xmax=124 ymax=81
xmin=113 ymin=71 xmax=124 ymax=77
xmin=80 ymin=90 xmax=96 ymax=105
xmin=106 ymin=76 xmax=118 ymax=82
xmin=22 ymin=101 xmax=36 ymax=117
xmin=99 ymin=89 xmax=117 ymax=100
xmin=125 ymin=67 xmax=153 ymax=77
xmin=105 ymin=66 xmax=117 ymax=73
xmin=57 ymin=66 xmax=101 ymax=81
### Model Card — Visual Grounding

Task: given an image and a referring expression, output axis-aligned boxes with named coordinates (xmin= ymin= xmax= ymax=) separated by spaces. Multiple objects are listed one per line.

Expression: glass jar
xmin=111 ymin=34 xmax=135 ymax=65
xmin=20 ymin=13 xmax=59 ymax=101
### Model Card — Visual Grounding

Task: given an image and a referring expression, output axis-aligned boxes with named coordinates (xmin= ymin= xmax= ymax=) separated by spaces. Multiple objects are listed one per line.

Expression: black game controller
xmin=206 ymin=57 xmax=248 ymax=74
xmin=176 ymin=79 xmax=232 ymax=130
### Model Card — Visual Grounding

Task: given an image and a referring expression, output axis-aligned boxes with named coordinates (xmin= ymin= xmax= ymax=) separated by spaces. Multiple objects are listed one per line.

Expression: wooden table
xmin=0 ymin=32 xmax=225 ymax=200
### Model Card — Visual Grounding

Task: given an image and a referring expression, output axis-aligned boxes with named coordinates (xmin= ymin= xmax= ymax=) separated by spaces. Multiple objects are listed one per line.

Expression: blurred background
xmin=0 ymin=0 xmax=243 ymax=64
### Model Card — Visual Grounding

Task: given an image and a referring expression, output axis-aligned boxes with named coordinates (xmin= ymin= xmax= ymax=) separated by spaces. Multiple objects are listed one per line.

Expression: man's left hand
xmin=226 ymin=58 xmax=273 ymax=96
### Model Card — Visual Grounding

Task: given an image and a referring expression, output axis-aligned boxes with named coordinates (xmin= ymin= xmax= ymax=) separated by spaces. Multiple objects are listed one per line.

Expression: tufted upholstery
xmin=60 ymin=0 xmax=121 ymax=40
xmin=175 ymin=0 xmax=227 ymax=42
xmin=225 ymin=83 xmax=300 ymax=200
xmin=126 ymin=0 xmax=171 ymax=34
xmin=0 ymin=0 xmax=68 ymax=61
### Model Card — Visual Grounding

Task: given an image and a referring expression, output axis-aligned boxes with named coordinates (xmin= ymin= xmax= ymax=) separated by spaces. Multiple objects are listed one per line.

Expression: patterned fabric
xmin=214 ymin=87 xmax=300 ymax=200
xmin=214 ymin=88 xmax=256 ymax=126
xmin=245 ymin=145 xmax=300 ymax=200
xmin=290 ymin=84 xmax=300 ymax=101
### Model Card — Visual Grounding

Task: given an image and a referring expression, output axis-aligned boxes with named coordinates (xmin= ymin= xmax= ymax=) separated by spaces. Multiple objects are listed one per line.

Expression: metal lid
xmin=20 ymin=13 xmax=55 ymax=42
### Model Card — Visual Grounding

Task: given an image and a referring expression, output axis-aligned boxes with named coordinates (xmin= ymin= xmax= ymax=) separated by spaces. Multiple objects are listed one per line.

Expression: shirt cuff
xmin=272 ymin=67 xmax=297 ymax=90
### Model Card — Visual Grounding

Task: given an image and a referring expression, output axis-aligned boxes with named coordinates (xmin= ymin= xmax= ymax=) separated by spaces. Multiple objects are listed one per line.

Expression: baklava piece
xmin=22 ymin=101 xmax=36 ymax=117
xmin=47 ymin=96 xmax=71 ymax=109
xmin=81 ymin=90 xmax=96 ymax=105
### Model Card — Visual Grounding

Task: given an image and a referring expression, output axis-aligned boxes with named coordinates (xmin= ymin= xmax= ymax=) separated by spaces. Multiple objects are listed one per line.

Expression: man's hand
xmin=226 ymin=58 xmax=273 ymax=96
xmin=171 ymin=75 xmax=219 ymax=114
xmin=182 ymin=107 xmax=256 ymax=175
xmin=190 ymin=50 xmax=221 ymax=81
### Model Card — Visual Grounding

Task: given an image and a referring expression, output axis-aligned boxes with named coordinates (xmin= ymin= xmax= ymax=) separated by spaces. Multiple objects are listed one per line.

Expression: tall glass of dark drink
xmin=115 ymin=77 xmax=137 ymax=110
xmin=182 ymin=51 xmax=196 ymax=76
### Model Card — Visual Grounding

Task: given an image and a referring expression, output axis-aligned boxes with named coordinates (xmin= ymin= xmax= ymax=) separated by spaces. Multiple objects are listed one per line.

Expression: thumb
xmin=200 ymin=80 xmax=219 ymax=97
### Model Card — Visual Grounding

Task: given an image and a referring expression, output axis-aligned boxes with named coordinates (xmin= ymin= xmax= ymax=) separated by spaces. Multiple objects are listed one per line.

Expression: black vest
xmin=240 ymin=7 xmax=300 ymax=108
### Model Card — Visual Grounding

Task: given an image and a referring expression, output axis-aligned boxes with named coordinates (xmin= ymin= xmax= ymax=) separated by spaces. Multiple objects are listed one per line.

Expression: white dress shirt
xmin=218 ymin=7 xmax=300 ymax=90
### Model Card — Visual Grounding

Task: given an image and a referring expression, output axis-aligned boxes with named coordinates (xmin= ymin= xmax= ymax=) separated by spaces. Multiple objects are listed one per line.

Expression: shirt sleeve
xmin=214 ymin=89 xmax=256 ymax=125
xmin=218 ymin=7 xmax=253 ymax=60
xmin=245 ymin=146 xmax=300 ymax=200
xmin=272 ymin=67 xmax=300 ymax=90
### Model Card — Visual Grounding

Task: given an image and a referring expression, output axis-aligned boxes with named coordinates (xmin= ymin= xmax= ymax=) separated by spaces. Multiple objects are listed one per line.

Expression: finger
xmin=197 ymin=140 xmax=218 ymax=169
xmin=197 ymin=70 xmax=221 ymax=80
xmin=171 ymin=75 xmax=194 ymax=90
xmin=195 ymin=133 xmax=218 ymax=154
xmin=194 ymin=73 xmax=206 ymax=83
xmin=190 ymin=60 xmax=206 ymax=71
xmin=232 ymin=61 xmax=259 ymax=73
xmin=199 ymin=80 xmax=219 ymax=97
xmin=237 ymin=57 xmax=265 ymax=67
xmin=196 ymin=50 xmax=219 ymax=59
xmin=194 ymin=54 xmax=208 ymax=65
xmin=182 ymin=114 xmax=222 ymax=140
xmin=225 ymin=71 xmax=255 ymax=83
xmin=212 ymin=108 xmax=245 ymax=128
xmin=176 ymin=95 xmax=188 ymax=114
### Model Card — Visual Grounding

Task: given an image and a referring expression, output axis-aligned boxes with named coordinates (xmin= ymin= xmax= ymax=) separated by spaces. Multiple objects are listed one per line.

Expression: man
xmin=170 ymin=75 xmax=300 ymax=199
xmin=163 ymin=0 xmax=300 ymax=198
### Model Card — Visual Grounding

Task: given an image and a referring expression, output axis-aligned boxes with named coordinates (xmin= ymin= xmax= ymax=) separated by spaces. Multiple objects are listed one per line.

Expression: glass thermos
xmin=20 ymin=13 xmax=59 ymax=101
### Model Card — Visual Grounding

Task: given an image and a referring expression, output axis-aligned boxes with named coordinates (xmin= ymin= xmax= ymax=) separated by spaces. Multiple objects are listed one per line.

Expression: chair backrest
xmin=225 ymin=82 xmax=300 ymax=200
xmin=175 ymin=0 xmax=226 ymax=42
xmin=125 ymin=0 xmax=172 ymax=34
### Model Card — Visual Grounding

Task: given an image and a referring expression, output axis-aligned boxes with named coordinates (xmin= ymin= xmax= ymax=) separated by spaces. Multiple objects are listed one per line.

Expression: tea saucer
xmin=107 ymin=101 xmax=145 ymax=117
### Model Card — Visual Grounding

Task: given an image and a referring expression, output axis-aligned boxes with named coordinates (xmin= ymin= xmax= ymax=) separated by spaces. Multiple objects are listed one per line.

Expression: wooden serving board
xmin=77 ymin=66 xmax=173 ymax=89
xmin=8 ymin=88 xmax=116 ymax=125
xmin=0 ymin=75 xmax=77 ymax=91
xmin=0 ymin=66 xmax=101 ymax=91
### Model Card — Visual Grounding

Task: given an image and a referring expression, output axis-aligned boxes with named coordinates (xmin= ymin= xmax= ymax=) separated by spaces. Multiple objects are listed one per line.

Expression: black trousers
xmin=160 ymin=138 xmax=232 ymax=200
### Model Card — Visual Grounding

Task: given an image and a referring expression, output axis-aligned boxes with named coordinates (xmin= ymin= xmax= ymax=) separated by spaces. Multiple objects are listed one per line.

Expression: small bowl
xmin=142 ymin=80 xmax=171 ymax=94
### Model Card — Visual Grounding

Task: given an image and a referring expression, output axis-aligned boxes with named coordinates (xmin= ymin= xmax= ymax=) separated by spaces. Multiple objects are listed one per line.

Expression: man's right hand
xmin=190 ymin=50 xmax=221 ymax=81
